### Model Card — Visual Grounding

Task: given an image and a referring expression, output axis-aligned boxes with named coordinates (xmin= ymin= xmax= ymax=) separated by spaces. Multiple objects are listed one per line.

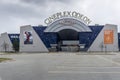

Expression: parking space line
xmin=0 ymin=77 xmax=2 ymax=80
xmin=95 ymin=55 xmax=120 ymax=66
xmin=56 ymin=66 xmax=120 ymax=69
xmin=48 ymin=71 xmax=120 ymax=74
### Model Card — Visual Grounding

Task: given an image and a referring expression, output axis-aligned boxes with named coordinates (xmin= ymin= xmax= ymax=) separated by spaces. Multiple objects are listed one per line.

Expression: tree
xmin=12 ymin=39 xmax=19 ymax=52
xmin=1 ymin=41 xmax=9 ymax=52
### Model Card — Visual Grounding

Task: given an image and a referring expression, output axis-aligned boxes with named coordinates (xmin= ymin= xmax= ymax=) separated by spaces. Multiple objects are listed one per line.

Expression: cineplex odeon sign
xmin=44 ymin=11 xmax=92 ymax=25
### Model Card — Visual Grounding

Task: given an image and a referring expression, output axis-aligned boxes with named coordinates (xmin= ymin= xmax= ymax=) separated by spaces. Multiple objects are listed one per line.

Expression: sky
xmin=0 ymin=0 xmax=120 ymax=34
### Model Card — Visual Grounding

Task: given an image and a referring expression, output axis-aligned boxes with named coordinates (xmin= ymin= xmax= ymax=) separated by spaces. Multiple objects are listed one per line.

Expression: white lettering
xmin=44 ymin=11 xmax=92 ymax=26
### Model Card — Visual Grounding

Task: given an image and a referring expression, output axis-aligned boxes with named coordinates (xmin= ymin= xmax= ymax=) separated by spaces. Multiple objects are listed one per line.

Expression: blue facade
xmin=79 ymin=26 xmax=104 ymax=51
xmin=118 ymin=33 xmax=120 ymax=50
xmin=33 ymin=25 xmax=104 ymax=51
xmin=33 ymin=26 xmax=58 ymax=48
xmin=8 ymin=34 xmax=20 ymax=44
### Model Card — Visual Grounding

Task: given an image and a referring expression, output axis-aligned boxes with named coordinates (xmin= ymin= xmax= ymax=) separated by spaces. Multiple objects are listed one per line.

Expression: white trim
xmin=44 ymin=18 xmax=92 ymax=32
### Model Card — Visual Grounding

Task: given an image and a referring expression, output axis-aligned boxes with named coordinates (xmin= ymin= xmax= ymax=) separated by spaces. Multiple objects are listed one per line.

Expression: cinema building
xmin=0 ymin=11 xmax=120 ymax=52
xmin=0 ymin=32 xmax=19 ymax=52
xmin=19 ymin=11 xmax=119 ymax=52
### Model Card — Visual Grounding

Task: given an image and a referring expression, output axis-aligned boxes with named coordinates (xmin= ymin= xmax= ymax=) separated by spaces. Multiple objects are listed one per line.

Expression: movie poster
xmin=24 ymin=31 xmax=33 ymax=44
xmin=104 ymin=30 xmax=114 ymax=44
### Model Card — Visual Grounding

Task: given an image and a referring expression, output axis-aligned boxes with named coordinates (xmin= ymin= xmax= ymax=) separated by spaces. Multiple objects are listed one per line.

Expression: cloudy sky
xmin=0 ymin=0 xmax=120 ymax=34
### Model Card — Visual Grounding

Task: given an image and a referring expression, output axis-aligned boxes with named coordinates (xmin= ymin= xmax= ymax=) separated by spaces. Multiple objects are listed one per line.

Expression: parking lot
xmin=0 ymin=52 xmax=120 ymax=80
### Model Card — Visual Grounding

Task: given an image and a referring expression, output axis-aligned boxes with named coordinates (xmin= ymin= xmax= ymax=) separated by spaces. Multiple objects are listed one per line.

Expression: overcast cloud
xmin=0 ymin=0 xmax=120 ymax=34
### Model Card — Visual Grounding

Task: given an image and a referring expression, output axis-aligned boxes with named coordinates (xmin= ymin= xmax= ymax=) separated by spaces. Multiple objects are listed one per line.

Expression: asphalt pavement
xmin=0 ymin=52 xmax=120 ymax=80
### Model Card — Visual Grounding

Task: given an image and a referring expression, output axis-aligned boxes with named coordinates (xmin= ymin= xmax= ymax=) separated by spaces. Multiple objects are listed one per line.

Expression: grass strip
xmin=0 ymin=58 xmax=12 ymax=62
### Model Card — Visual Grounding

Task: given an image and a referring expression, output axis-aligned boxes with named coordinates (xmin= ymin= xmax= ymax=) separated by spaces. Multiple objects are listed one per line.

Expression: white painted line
xmin=48 ymin=71 xmax=120 ymax=74
xmin=95 ymin=55 xmax=120 ymax=66
xmin=56 ymin=66 xmax=120 ymax=69
xmin=0 ymin=77 xmax=2 ymax=80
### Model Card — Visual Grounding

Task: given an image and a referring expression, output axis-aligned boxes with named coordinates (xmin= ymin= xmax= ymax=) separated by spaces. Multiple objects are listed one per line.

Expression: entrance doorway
xmin=57 ymin=29 xmax=79 ymax=52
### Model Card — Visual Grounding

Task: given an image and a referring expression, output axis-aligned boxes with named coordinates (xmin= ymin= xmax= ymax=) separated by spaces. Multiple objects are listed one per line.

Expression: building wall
xmin=33 ymin=27 xmax=58 ymax=48
xmin=0 ymin=33 xmax=14 ymax=52
xmin=19 ymin=24 xmax=119 ymax=52
xmin=79 ymin=25 xmax=104 ymax=51
xmin=20 ymin=25 xmax=49 ymax=53
xmin=88 ymin=24 xmax=119 ymax=52
xmin=118 ymin=33 xmax=120 ymax=50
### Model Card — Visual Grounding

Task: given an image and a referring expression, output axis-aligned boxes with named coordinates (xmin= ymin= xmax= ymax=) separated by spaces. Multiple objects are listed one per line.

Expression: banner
xmin=24 ymin=31 xmax=33 ymax=44
xmin=104 ymin=30 xmax=114 ymax=44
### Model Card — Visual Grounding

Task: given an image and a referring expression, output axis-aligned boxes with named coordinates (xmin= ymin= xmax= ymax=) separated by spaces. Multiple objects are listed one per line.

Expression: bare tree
xmin=12 ymin=39 xmax=19 ymax=52
xmin=1 ymin=41 xmax=9 ymax=52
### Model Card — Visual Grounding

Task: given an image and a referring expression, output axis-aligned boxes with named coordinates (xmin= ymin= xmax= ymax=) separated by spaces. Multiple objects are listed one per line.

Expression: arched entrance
xmin=57 ymin=29 xmax=79 ymax=52
xmin=58 ymin=29 xmax=78 ymax=40
xmin=44 ymin=18 xmax=92 ymax=52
